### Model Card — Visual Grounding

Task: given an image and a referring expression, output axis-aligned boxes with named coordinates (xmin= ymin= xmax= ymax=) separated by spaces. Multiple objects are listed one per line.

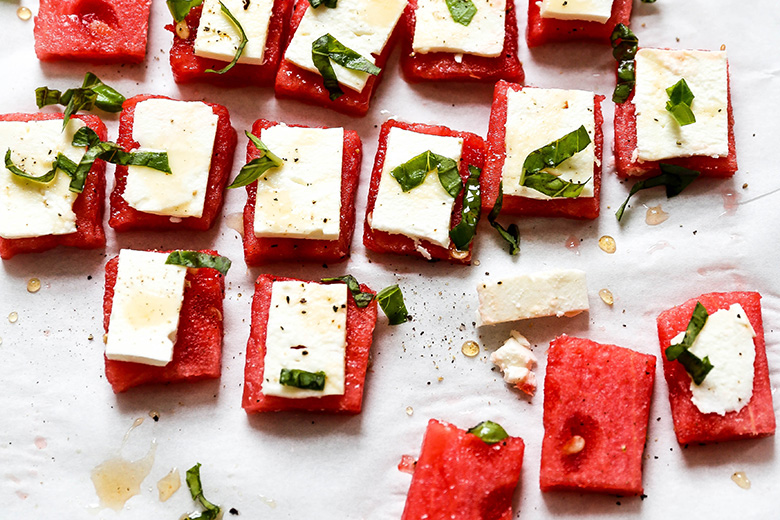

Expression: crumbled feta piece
xmin=490 ymin=331 xmax=538 ymax=396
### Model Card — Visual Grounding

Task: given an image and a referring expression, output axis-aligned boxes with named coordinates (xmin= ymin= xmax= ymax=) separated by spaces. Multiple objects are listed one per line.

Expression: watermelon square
xmin=242 ymin=274 xmax=378 ymax=414
xmin=0 ymin=113 xmax=107 ymax=260
xmin=362 ymin=119 xmax=486 ymax=265
xmin=540 ymin=335 xmax=656 ymax=495
xmin=109 ymin=94 xmax=237 ymax=232
xmin=656 ymin=292 xmax=776 ymax=444
xmin=34 ymin=0 xmax=152 ymax=63
xmin=482 ymin=81 xmax=604 ymax=219
xmin=399 ymin=0 xmax=524 ymax=84
xmin=526 ymin=0 xmax=632 ymax=47
xmin=167 ymin=0 xmax=294 ymax=87
xmin=241 ymin=119 xmax=361 ymax=266
xmin=401 ymin=419 xmax=525 ymax=520
xmin=102 ymin=250 xmax=226 ymax=393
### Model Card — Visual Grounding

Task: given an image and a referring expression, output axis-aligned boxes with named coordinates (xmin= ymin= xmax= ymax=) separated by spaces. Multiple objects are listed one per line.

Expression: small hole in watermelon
xmin=70 ymin=0 xmax=119 ymax=28
xmin=561 ymin=413 xmax=599 ymax=470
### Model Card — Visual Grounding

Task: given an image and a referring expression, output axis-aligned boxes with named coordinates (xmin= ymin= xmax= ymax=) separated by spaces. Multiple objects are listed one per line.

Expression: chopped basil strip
xmin=280 ymin=368 xmax=326 ymax=390
xmin=615 ymin=163 xmax=700 ymax=221
xmin=446 ymin=0 xmax=477 ymax=25
xmin=227 ymin=131 xmax=283 ymax=188
xmin=311 ymin=33 xmax=380 ymax=101
xmin=467 ymin=421 xmax=509 ymax=444
xmin=5 ymin=149 xmax=59 ymax=184
xmin=308 ymin=0 xmax=337 ymax=7
xmin=610 ymin=24 xmax=638 ymax=103
xmin=166 ymin=251 xmax=232 ymax=275
xmin=523 ymin=171 xmax=590 ymax=198
xmin=449 ymin=165 xmax=482 ymax=251
xmin=321 ymin=275 xmax=374 ymax=308
xmin=488 ymin=182 xmax=520 ymax=255
xmin=36 ymin=73 xmax=125 ymax=128
xmin=185 ymin=463 xmax=220 ymax=520
xmin=205 ymin=1 xmax=248 ymax=75
xmin=167 ymin=0 xmax=204 ymax=22
xmin=376 ymin=285 xmax=409 ymax=325
xmin=61 ymin=89 xmax=98 ymax=130
xmin=665 ymin=78 xmax=696 ymax=126
xmin=79 ymin=72 xmax=126 ymax=113
xmin=390 ymin=150 xmax=462 ymax=198
xmin=520 ymin=126 xmax=591 ymax=198
xmin=35 ymin=87 xmax=62 ymax=108
xmin=665 ymin=302 xmax=714 ymax=385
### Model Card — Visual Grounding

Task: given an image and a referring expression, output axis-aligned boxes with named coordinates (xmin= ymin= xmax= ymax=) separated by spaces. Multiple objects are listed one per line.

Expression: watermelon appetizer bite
xmin=400 ymin=0 xmax=524 ymax=83
xmin=103 ymin=249 xmax=230 ymax=393
xmin=242 ymin=274 xmax=378 ymax=414
xmin=167 ymin=0 xmax=294 ymax=87
xmin=540 ymin=335 xmax=655 ymax=495
xmin=34 ymin=0 xmax=153 ymax=63
xmin=109 ymin=94 xmax=237 ymax=232
xmin=483 ymin=81 xmax=603 ymax=219
xmin=238 ymin=119 xmax=361 ymax=266
xmin=274 ymin=0 xmax=408 ymax=117
xmin=401 ymin=419 xmax=525 ymax=520
xmin=0 ymin=113 xmax=107 ymax=260
xmin=657 ymin=292 xmax=776 ymax=445
xmin=526 ymin=0 xmax=632 ymax=47
xmin=363 ymin=119 xmax=486 ymax=265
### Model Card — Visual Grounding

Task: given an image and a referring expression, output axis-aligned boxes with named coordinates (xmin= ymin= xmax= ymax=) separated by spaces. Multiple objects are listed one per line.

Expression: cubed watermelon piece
xmin=242 ymin=119 xmax=361 ymax=266
xmin=526 ymin=0 xmax=632 ymax=47
xmin=362 ymin=119 xmax=486 ymax=265
xmin=34 ymin=0 xmax=152 ymax=63
xmin=614 ymin=50 xmax=737 ymax=178
xmin=109 ymin=94 xmax=237 ymax=232
xmin=167 ymin=1 xmax=294 ymax=87
xmin=0 ymin=113 xmax=107 ymax=260
xmin=273 ymin=1 xmax=402 ymax=117
xmin=401 ymin=419 xmax=525 ymax=520
xmin=656 ymin=292 xmax=776 ymax=444
xmin=540 ymin=335 xmax=656 ymax=495
xmin=482 ymin=81 xmax=603 ymax=219
xmin=399 ymin=0 xmax=524 ymax=83
xmin=242 ymin=274 xmax=378 ymax=413
xmin=102 ymin=251 xmax=226 ymax=393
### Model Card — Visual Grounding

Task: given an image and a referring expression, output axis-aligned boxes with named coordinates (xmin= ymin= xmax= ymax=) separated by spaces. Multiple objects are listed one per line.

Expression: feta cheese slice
xmin=262 ymin=281 xmax=348 ymax=398
xmin=490 ymin=331 xmax=538 ymax=396
xmin=539 ymin=0 xmax=614 ymax=24
xmin=413 ymin=0 xmax=506 ymax=57
xmin=633 ymin=49 xmax=729 ymax=161
xmin=670 ymin=304 xmax=756 ymax=416
xmin=284 ymin=0 xmax=407 ymax=93
xmin=370 ymin=127 xmax=463 ymax=249
xmin=105 ymin=250 xmax=188 ymax=367
xmin=194 ymin=0 xmax=275 ymax=65
xmin=503 ymin=87 xmax=595 ymax=200
xmin=0 ymin=119 xmax=85 ymax=240
xmin=122 ymin=99 xmax=219 ymax=218
xmin=477 ymin=269 xmax=589 ymax=325
xmin=254 ymin=125 xmax=343 ymax=240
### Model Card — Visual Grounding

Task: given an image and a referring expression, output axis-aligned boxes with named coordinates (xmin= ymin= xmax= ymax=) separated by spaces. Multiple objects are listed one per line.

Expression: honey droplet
xmin=461 ymin=341 xmax=480 ymax=357
xmin=8 ymin=312 xmax=18 ymax=323
xmin=731 ymin=471 xmax=751 ymax=490
xmin=598 ymin=235 xmax=616 ymax=254
xmin=405 ymin=406 xmax=413 ymax=416
xmin=562 ymin=435 xmax=585 ymax=455
xmin=645 ymin=205 xmax=669 ymax=226
xmin=599 ymin=289 xmax=614 ymax=306
xmin=175 ymin=20 xmax=190 ymax=39
xmin=473 ymin=260 xmax=481 ymax=266
xmin=225 ymin=212 xmax=244 ymax=237
xmin=17 ymin=6 xmax=32 ymax=21
xmin=157 ymin=468 xmax=181 ymax=502
xmin=27 ymin=278 xmax=41 ymax=293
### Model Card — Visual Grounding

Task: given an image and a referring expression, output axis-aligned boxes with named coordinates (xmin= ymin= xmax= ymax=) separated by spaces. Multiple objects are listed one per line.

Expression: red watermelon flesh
xmin=482 ymin=81 xmax=603 ymax=219
xmin=399 ymin=0 xmax=524 ymax=84
xmin=526 ymin=0 xmax=632 ymax=47
xmin=242 ymin=119 xmax=362 ymax=266
xmin=401 ymin=419 xmax=525 ymax=520
xmin=103 ymin=251 xmax=226 ymax=393
xmin=362 ymin=119 xmax=486 ymax=265
xmin=656 ymin=292 xmax=775 ymax=444
xmin=540 ymin=335 xmax=656 ymax=495
xmin=242 ymin=275 xmax=377 ymax=414
xmin=34 ymin=0 xmax=152 ymax=63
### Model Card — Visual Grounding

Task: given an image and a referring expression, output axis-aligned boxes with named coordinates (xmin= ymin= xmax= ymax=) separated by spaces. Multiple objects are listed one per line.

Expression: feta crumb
xmin=490 ymin=331 xmax=538 ymax=396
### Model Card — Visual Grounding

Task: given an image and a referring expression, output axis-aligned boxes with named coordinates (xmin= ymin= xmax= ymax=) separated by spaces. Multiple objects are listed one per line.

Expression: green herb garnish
xmin=185 ymin=463 xmax=221 ymax=520
xmin=610 ymin=24 xmax=639 ymax=103
xmin=488 ymin=182 xmax=519 ymax=255
xmin=36 ymin=72 xmax=125 ymax=129
xmin=227 ymin=131 xmax=283 ymax=188
xmin=204 ymin=1 xmax=248 ymax=75
xmin=467 ymin=421 xmax=509 ymax=444
xmin=446 ymin=0 xmax=477 ymax=25
xmin=166 ymin=251 xmax=232 ymax=275
xmin=641 ymin=0 xmax=657 ymax=3
xmin=280 ymin=368 xmax=326 ymax=390
xmin=522 ymin=172 xmax=590 ymax=198
xmin=167 ymin=0 xmax=204 ymax=22
xmin=308 ymin=0 xmax=337 ymax=7
xmin=311 ymin=33 xmax=380 ymax=101
xmin=615 ymin=163 xmax=700 ymax=222
xmin=321 ymin=275 xmax=375 ymax=308
xmin=665 ymin=302 xmax=714 ymax=385
xmin=376 ymin=285 xmax=409 ymax=325
xmin=665 ymin=78 xmax=696 ymax=126
xmin=390 ymin=150 xmax=462 ymax=198
xmin=519 ymin=126 xmax=591 ymax=198
xmin=5 ymin=149 xmax=67 ymax=185
xmin=449 ymin=165 xmax=481 ymax=251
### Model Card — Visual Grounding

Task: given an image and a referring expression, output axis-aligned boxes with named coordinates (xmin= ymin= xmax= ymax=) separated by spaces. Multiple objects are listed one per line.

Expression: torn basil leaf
xmin=390 ymin=150 xmax=462 ymax=198
xmin=166 ymin=251 xmax=232 ymax=275
xmin=665 ymin=302 xmax=714 ymax=385
xmin=449 ymin=165 xmax=481 ymax=251
xmin=446 ymin=0 xmax=477 ymax=25
xmin=467 ymin=421 xmax=509 ymax=444
xmin=665 ymin=78 xmax=696 ymax=126
xmin=376 ymin=285 xmax=408 ymax=325
xmin=167 ymin=0 xmax=204 ymax=22
xmin=185 ymin=463 xmax=221 ymax=520
xmin=79 ymin=72 xmax=125 ymax=113
xmin=611 ymin=24 xmax=638 ymax=103
xmin=35 ymin=87 xmax=62 ymax=109
xmin=4 ymin=149 xmax=60 ymax=184
xmin=521 ymin=125 xmax=591 ymax=192
xmin=311 ymin=33 xmax=380 ymax=101
xmin=615 ymin=163 xmax=700 ymax=222
xmin=205 ymin=1 xmax=248 ymax=75
xmin=522 ymin=172 xmax=590 ymax=198
xmin=61 ymin=89 xmax=98 ymax=130
xmin=488 ymin=182 xmax=519 ymax=255
xmin=280 ymin=369 xmax=326 ymax=390
xmin=308 ymin=0 xmax=337 ymax=7
xmin=321 ymin=275 xmax=375 ymax=308
xmin=36 ymin=73 xmax=125 ymax=129
xmin=227 ymin=131 xmax=283 ymax=188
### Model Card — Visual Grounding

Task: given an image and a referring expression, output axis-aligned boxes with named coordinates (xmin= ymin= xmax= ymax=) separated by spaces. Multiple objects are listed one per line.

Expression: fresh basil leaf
xmin=446 ymin=0 xmax=477 ymax=25
xmin=185 ymin=463 xmax=220 ymax=519
xmin=62 ymin=89 xmax=97 ymax=129
xmin=467 ymin=421 xmax=509 ymax=444
xmin=35 ymin=87 xmax=62 ymax=108
xmin=615 ymin=163 xmax=700 ymax=221
xmin=390 ymin=150 xmax=462 ymax=198
xmin=4 ymin=149 xmax=59 ymax=184
xmin=665 ymin=302 xmax=714 ymax=385
xmin=205 ymin=1 xmax=248 ymax=75
xmin=167 ymin=0 xmax=204 ymax=22
xmin=376 ymin=285 xmax=408 ymax=325
xmin=488 ymin=182 xmax=519 ymax=255
xmin=611 ymin=24 xmax=638 ymax=103
xmin=227 ymin=131 xmax=283 ymax=189
xmin=166 ymin=251 xmax=232 ymax=275
xmin=72 ymin=126 xmax=102 ymax=148
xmin=311 ymin=33 xmax=380 ymax=101
xmin=308 ymin=0 xmax=337 ymax=7
xmin=449 ymin=165 xmax=482 ymax=251
xmin=522 ymin=125 xmax=591 ymax=182
xmin=321 ymin=275 xmax=375 ymax=308
xmin=80 ymin=72 xmax=126 ymax=113
xmin=36 ymin=73 xmax=125 ymax=129
xmin=522 ymin=172 xmax=590 ymax=198
xmin=280 ymin=368 xmax=326 ymax=390
xmin=665 ymin=78 xmax=696 ymax=126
